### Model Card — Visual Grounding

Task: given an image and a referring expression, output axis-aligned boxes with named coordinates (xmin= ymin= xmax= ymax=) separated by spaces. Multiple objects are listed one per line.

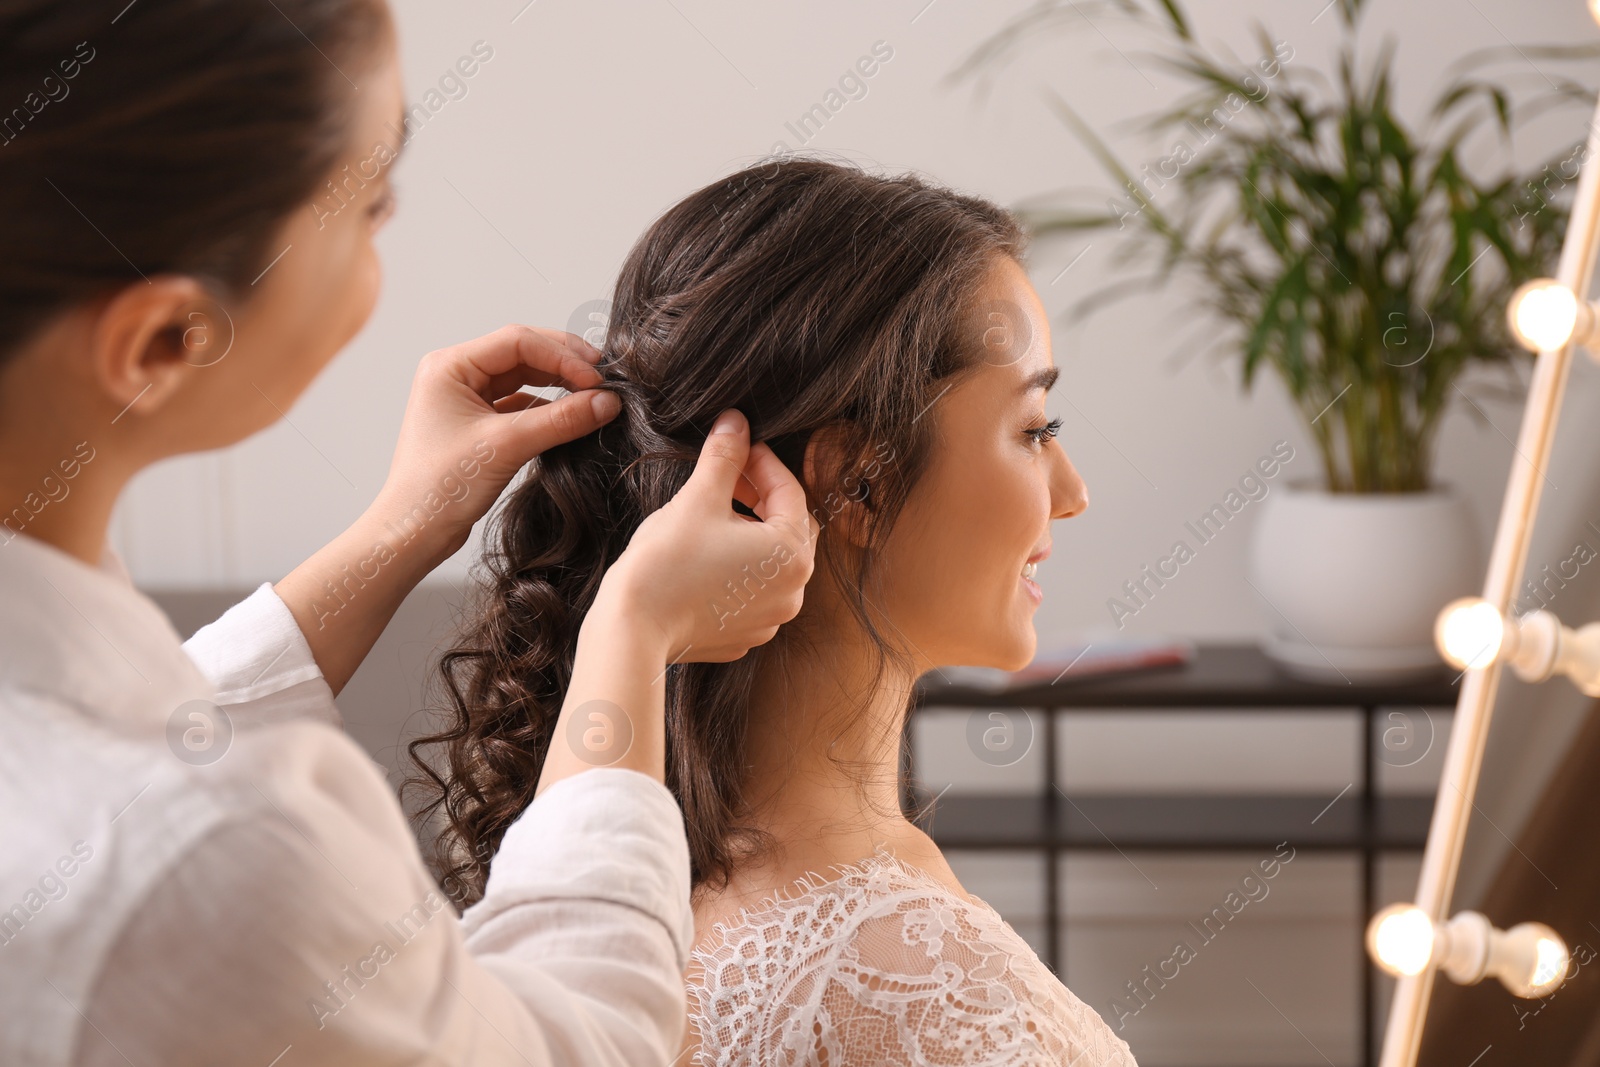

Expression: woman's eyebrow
xmin=1018 ymin=366 xmax=1059 ymax=394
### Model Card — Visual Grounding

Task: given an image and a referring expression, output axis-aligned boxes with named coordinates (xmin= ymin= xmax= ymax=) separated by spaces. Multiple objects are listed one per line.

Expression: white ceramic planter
xmin=1248 ymin=482 xmax=1484 ymax=683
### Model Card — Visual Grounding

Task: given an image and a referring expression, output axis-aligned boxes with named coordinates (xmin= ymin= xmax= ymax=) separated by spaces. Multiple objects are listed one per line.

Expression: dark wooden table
xmin=904 ymin=642 xmax=1459 ymax=1067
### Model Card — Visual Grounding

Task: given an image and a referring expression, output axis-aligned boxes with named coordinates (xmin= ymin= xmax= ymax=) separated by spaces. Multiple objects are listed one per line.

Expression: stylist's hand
xmin=275 ymin=325 xmax=617 ymax=696
xmin=601 ymin=407 xmax=819 ymax=664
xmin=371 ymin=324 xmax=619 ymax=568
xmin=540 ymin=408 xmax=817 ymax=794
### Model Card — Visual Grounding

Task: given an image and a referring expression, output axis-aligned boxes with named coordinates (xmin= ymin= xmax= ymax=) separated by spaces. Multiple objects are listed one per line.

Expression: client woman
xmin=415 ymin=159 xmax=1138 ymax=1066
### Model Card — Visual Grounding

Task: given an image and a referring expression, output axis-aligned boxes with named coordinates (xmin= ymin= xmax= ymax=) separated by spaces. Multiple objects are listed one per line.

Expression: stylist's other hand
xmin=372 ymin=325 xmax=619 ymax=567
xmin=603 ymin=408 xmax=819 ymax=664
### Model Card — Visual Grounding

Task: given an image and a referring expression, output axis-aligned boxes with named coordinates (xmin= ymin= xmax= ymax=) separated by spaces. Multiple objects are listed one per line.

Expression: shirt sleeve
xmin=463 ymin=766 xmax=700 ymax=985
xmin=180 ymin=581 xmax=341 ymax=727
xmin=77 ymin=725 xmax=694 ymax=1067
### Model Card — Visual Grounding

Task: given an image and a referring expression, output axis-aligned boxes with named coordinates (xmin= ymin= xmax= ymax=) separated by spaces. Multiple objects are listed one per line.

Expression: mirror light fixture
xmin=1369 ymin=904 xmax=1569 ymax=999
xmin=1506 ymin=279 xmax=1595 ymax=353
xmin=1379 ymin=9 xmax=1600 ymax=1061
xmin=1434 ymin=596 xmax=1600 ymax=696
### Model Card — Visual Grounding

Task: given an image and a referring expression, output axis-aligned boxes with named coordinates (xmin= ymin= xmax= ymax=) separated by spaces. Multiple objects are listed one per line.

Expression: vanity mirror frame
xmin=1377 ymin=46 xmax=1600 ymax=1067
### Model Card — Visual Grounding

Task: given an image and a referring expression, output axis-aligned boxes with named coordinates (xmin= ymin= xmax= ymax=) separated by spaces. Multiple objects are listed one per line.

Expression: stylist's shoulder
xmin=88 ymin=720 xmax=451 ymax=1065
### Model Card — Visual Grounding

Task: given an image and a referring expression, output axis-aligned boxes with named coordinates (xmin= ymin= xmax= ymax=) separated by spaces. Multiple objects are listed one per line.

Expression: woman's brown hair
xmin=0 ymin=0 xmax=391 ymax=361
xmin=410 ymin=157 xmax=1026 ymax=906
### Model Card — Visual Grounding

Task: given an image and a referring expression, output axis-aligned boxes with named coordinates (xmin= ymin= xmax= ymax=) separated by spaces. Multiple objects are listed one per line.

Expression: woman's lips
xmin=1021 ymin=544 xmax=1050 ymax=603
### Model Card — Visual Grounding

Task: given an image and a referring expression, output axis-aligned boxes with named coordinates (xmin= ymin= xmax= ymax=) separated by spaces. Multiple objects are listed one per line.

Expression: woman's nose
xmin=1052 ymin=448 xmax=1088 ymax=519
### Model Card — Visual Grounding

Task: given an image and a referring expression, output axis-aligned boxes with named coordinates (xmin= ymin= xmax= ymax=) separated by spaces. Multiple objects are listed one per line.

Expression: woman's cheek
xmin=335 ymin=242 xmax=384 ymax=351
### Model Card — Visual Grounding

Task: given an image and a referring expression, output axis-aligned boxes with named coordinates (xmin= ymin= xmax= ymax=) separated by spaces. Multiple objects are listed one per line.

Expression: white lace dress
xmin=687 ymin=846 xmax=1139 ymax=1066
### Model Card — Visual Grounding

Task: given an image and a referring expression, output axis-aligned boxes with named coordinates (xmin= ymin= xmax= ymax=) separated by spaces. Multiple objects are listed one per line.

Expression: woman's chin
xmin=986 ymin=629 xmax=1037 ymax=673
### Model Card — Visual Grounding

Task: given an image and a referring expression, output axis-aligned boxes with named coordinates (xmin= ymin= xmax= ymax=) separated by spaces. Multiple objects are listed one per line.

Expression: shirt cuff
xmin=181 ymin=581 xmax=341 ymax=727
xmin=463 ymin=768 xmax=695 ymax=967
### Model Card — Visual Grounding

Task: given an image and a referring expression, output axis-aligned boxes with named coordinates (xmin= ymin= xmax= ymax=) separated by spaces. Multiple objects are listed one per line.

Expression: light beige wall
xmin=113 ymin=0 xmax=1594 ymax=640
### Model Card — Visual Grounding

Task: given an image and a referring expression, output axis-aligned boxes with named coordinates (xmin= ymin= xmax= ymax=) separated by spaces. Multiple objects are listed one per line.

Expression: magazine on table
xmin=937 ymin=635 xmax=1195 ymax=692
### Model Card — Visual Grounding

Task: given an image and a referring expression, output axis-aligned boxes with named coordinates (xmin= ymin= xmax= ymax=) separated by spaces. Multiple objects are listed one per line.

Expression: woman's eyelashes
xmin=1025 ymin=415 xmax=1063 ymax=447
xmin=367 ymin=186 xmax=397 ymax=226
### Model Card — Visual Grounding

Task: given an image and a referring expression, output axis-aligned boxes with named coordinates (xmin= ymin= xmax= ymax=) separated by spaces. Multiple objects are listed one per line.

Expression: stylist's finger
xmin=491 ymin=391 xmax=543 ymax=414
xmin=680 ymin=408 xmax=752 ymax=511
xmin=741 ymin=440 xmax=819 ymax=548
xmin=429 ymin=323 xmax=603 ymax=401
xmin=488 ymin=387 xmax=621 ymax=468
xmin=479 ymin=360 xmax=598 ymax=404
xmin=730 ymin=474 xmax=762 ymax=514
xmin=680 ymin=411 xmax=790 ymax=516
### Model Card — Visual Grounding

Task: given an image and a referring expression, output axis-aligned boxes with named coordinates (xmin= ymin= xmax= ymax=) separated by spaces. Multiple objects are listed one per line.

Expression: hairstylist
xmin=0 ymin=2 xmax=817 ymax=1065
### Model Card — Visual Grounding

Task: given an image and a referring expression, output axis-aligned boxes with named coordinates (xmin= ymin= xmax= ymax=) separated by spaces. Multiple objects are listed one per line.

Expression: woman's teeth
xmin=1022 ymin=561 xmax=1038 ymax=581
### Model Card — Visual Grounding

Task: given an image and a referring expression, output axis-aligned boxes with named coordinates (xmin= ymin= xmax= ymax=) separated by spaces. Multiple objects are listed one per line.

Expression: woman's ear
xmin=803 ymin=420 xmax=875 ymax=550
xmin=89 ymin=275 xmax=233 ymax=420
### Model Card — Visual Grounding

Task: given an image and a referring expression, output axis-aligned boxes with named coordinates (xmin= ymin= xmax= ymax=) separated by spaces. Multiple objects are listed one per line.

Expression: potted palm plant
xmin=957 ymin=0 xmax=1593 ymax=680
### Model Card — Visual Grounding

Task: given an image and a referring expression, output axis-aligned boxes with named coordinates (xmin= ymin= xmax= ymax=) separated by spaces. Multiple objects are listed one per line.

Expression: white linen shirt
xmin=0 ymin=530 xmax=696 ymax=1066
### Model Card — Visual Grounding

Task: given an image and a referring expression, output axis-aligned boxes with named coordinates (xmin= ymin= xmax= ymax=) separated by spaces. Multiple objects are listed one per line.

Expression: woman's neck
xmin=0 ymin=429 xmax=125 ymax=567
xmin=736 ymin=606 xmax=925 ymax=877
xmin=0 ymin=332 xmax=135 ymax=567
xmin=690 ymin=616 xmax=968 ymax=930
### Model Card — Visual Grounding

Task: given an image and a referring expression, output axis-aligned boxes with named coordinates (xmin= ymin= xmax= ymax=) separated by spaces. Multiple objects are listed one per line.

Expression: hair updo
xmin=410 ymin=157 xmax=1027 ymax=906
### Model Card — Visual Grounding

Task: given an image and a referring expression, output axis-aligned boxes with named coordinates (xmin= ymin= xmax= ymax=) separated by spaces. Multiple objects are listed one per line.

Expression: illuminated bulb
xmin=1507 ymin=279 xmax=1592 ymax=352
xmin=1507 ymin=927 xmax=1569 ymax=996
xmin=1532 ymin=932 xmax=1568 ymax=991
xmin=1591 ymin=0 xmax=1600 ymax=28
xmin=1435 ymin=597 xmax=1506 ymax=670
xmin=1441 ymin=603 xmax=1600 ymax=697
xmin=1437 ymin=912 xmax=1570 ymax=999
xmin=1366 ymin=906 xmax=1571 ymax=998
xmin=1368 ymin=904 xmax=1435 ymax=977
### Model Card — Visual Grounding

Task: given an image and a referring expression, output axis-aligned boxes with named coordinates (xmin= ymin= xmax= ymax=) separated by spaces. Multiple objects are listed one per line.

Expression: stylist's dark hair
xmin=0 ymin=0 xmax=392 ymax=361
xmin=410 ymin=157 xmax=1026 ymax=907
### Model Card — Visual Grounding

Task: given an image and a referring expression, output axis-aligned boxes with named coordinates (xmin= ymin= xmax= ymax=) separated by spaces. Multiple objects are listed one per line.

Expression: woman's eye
xmin=367 ymin=187 xmax=397 ymax=224
xmin=1026 ymin=416 xmax=1063 ymax=446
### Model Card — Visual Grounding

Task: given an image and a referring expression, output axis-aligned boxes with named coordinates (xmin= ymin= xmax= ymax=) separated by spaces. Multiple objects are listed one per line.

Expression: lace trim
xmin=693 ymin=841 xmax=974 ymax=953
xmin=686 ymin=843 xmax=1139 ymax=1067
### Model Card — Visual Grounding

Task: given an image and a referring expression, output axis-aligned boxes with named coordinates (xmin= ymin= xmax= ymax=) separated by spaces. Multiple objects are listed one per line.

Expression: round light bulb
xmin=1508 ymin=280 xmax=1581 ymax=352
xmin=1497 ymin=923 xmax=1570 ymax=997
xmin=1369 ymin=904 xmax=1436 ymax=977
xmin=1533 ymin=936 xmax=1567 ymax=988
xmin=1431 ymin=911 xmax=1571 ymax=997
xmin=1436 ymin=597 xmax=1505 ymax=670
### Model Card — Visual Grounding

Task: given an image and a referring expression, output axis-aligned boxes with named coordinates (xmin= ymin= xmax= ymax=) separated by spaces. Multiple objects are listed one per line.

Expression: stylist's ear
xmin=90 ymin=276 xmax=231 ymax=418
